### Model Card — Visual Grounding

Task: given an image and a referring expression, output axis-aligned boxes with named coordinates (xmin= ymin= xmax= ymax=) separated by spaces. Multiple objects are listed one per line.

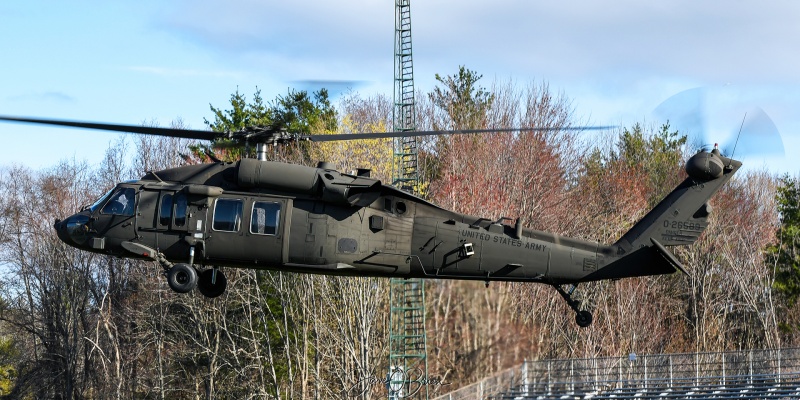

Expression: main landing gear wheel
xmin=198 ymin=269 xmax=227 ymax=298
xmin=167 ymin=263 xmax=197 ymax=293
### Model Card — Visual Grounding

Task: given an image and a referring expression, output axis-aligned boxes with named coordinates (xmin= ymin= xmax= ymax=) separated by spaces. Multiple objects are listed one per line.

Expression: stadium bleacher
xmin=434 ymin=348 xmax=800 ymax=400
xmin=496 ymin=373 xmax=800 ymax=399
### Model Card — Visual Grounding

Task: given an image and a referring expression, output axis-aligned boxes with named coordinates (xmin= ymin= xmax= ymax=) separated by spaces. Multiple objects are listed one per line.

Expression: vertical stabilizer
xmin=582 ymin=148 xmax=741 ymax=282
xmin=615 ymin=148 xmax=740 ymax=253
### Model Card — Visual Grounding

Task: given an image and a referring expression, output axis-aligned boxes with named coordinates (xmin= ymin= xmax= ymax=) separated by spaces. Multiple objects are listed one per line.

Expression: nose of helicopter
xmin=54 ymin=218 xmax=68 ymax=242
xmin=53 ymin=214 xmax=90 ymax=246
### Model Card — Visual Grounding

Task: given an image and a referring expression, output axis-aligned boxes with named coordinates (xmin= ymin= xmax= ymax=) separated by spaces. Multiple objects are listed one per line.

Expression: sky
xmin=1 ymin=1 xmax=799 ymax=173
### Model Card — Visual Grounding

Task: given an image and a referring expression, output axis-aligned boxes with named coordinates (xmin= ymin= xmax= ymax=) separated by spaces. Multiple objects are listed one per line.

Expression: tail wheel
xmin=552 ymin=284 xmax=594 ymax=328
xmin=198 ymin=268 xmax=227 ymax=298
xmin=167 ymin=263 xmax=197 ymax=293
xmin=575 ymin=310 xmax=593 ymax=328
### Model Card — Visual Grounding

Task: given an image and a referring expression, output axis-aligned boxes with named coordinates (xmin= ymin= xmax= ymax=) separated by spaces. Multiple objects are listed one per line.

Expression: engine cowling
xmin=237 ymin=158 xmax=320 ymax=194
xmin=236 ymin=159 xmax=381 ymax=206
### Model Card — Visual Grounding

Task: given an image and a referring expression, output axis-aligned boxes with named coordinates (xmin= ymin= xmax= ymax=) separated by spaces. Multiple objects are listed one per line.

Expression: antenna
xmin=729 ymin=113 xmax=746 ymax=163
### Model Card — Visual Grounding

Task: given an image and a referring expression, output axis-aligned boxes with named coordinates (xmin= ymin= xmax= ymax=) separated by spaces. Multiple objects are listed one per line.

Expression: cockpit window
xmin=89 ymin=189 xmax=115 ymax=213
xmin=101 ymin=187 xmax=136 ymax=216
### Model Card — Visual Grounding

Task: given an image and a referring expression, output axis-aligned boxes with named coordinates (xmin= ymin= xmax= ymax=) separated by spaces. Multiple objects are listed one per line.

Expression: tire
xmin=167 ymin=263 xmax=198 ymax=293
xmin=197 ymin=268 xmax=227 ymax=298
xmin=575 ymin=310 xmax=593 ymax=328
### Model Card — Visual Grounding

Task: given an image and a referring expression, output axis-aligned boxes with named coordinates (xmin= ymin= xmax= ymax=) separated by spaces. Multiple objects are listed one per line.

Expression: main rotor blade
xmin=305 ymin=126 xmax=615 ymax=142
xmin=0 ymin=115 xmax=616 ymax=145
xmin=0 ymin=115 xmax=217 ymax=141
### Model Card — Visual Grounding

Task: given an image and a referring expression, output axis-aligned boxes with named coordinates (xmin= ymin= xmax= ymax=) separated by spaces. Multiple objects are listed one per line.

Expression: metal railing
xmin=432 ymin=363 xmax=528 ymax=400
xmin=433 ymin=348 xmax=800 ymax=400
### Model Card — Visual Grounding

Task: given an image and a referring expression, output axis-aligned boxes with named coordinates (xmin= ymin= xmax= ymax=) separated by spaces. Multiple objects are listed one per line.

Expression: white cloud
xmin=9 ymin=91 xmax=75 ymax=103
xmin=154 ymin=1 xmax=800 ymax=86
xmin=4 ymin=0 xmax=799 ymax=172
xmin=126 ymin=66 xmax=245 ymax=80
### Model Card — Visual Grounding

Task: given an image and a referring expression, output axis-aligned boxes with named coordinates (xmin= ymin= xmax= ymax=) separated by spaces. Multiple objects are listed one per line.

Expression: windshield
xmin=101 ymin=187 xmax=136 ymax=216
xmin=88 ymin=189 xmax=115 ymax=212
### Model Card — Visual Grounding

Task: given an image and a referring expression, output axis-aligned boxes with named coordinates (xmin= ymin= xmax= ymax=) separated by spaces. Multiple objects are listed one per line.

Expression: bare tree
xmin=0 ymin=161 xmax=97 ymax=398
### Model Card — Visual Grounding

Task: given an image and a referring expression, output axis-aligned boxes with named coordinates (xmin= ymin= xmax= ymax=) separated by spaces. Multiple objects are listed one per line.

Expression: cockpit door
xmin=134 ymin=189 xmax=160 ymax=247
xmin=89 ymin=186 xmax=138 ymax=247
xmin=147 ymin=190 xmax=192 ymax=261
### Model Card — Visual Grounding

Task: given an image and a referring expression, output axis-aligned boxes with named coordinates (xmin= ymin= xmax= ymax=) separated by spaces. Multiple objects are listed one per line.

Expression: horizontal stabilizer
xmin=650 ymin=238 xmax=689 ymax=276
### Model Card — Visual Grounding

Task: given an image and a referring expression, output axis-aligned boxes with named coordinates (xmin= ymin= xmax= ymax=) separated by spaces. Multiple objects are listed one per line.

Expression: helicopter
xmin=0 ymin=115 xmax=740 ymax=327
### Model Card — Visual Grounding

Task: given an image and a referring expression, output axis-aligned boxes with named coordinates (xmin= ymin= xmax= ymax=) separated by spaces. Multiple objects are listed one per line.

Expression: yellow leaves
xmin=412 ymin=179 xmax=431 ymax=199
xmin=308 ymin=115 xmax=394 ymax=182
xmin=0 ymin=365 xmax=14 ymax=396
xmin=0 ymin=336 xmax=17 ymax=396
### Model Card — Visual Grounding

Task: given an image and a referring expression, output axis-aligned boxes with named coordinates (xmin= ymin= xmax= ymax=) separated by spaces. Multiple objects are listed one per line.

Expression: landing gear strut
xmin=197 ymin=268 xmax=227 ymax=298
xmin=553 ymin=284 xmax=593 ymax=328
xmin=156 ymin=251 xmax=227 ymax=297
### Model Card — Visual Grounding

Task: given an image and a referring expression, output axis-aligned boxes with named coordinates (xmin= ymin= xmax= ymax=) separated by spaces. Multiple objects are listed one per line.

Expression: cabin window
xmin=251 ymin=201 xmax=281 ymax=235
xmin=159 ymin=193 xmax=173 ymax=226
xmin=213 ymin=198 xmax=243 ymax=232
xmin=395 ymin=201 xmax=407 ymax=215
xmin=159 ymin=192 xmax=187 ymax=227
xmin=173 ymin=193 xmax=187 ymax=227
xmin=101 ymin=187 xmax=135 ymax=216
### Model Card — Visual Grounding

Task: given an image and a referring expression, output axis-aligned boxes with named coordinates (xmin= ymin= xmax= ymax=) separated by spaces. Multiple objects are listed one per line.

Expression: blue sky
xmin=2 ymin=1 xmax=799 ymax=173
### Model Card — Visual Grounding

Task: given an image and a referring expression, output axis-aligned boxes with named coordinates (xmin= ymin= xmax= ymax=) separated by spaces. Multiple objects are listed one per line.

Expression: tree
xmin=770 ymin=176 xmax=800 ymax=306
xmin=0 ymin=75 xmax=790 ymax=397
xmin=616 ymin=122 xmax=687 ymax=205
xmin=309 ymin=91 xmax=394 ymax=182
xmin=203 ymin=87 xmax=338 ymax=163
xmin=206 ymin=88 xmax=272 ymax=131
xmin=0 ymin=162 xmax=98 ymax=398
xmin=425 ymin=77 xmax=579 ymax=382
xmin=272 ymin=88 xmax=337 ymax=134
xmin=429 ymin=65 xmax=494 ymax=130
xmin=132 ymin=118 xmax=198 ymax=175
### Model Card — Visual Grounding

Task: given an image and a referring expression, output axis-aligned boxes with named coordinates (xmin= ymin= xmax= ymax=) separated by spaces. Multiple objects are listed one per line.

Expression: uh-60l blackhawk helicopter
xmin=0 ymin=116 xmax=741 ymax=327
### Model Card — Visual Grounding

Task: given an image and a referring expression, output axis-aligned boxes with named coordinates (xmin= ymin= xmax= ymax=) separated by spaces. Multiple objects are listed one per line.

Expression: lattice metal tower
xmin=392 ymin=0 xmax=418 ymax=191
xmin=389 ymin=1 xmax=428 ymax=399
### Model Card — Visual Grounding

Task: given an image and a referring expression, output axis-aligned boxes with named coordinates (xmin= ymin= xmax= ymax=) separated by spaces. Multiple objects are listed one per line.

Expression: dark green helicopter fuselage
xmin=55 ymin=149 xmax=740 ymax=287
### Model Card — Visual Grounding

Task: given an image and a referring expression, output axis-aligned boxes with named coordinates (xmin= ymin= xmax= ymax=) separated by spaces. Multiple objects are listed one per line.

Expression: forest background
xmin=0 ymin=67 xmax=799 ymax=399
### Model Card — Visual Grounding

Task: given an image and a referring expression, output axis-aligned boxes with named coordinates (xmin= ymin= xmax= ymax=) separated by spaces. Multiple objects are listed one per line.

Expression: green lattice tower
xmin=389 ymin=1 xmax=428 ymax=399
xmin=388 ymin=279 xmax=428 ymax=399
xmin=392 ymin=0 xmax=418 ymax=191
